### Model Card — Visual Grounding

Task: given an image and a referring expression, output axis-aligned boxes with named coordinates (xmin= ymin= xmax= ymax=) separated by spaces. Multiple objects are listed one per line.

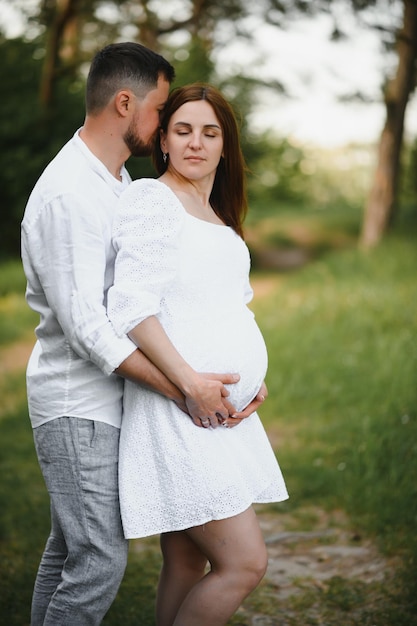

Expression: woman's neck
xmin=159 ymin=172 xmax=223 ymax=225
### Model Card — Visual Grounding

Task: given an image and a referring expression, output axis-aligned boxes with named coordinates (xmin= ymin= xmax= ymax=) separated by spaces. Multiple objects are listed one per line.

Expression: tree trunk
xmin=39 ymin=0 xmax=81 ymax=109
xmin=360 ymin=0 xmax=417 ymax=248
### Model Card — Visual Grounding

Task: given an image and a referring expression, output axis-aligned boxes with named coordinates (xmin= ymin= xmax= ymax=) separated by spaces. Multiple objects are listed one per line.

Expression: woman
xmin=108 ymin=84 xmax=288 ymax=625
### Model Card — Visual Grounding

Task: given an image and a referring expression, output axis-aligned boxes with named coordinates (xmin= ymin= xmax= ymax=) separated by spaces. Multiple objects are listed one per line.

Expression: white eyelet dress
xmin=108 ymin=179 xmax=289 ymax=539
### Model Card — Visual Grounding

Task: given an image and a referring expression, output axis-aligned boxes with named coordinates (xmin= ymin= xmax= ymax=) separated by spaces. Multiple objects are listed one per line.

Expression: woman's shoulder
xmin=118 ymin=177 xmax=161 ymax=201
xmin=126 ymin=177 xmax=164 ymax=193
xmin=117 ymin=178 xmax=185 ymax=229
xmin=130 ymin=177 xmax=160 ymax=186
xmin=122 ymin=178 xmax=178 ymax=204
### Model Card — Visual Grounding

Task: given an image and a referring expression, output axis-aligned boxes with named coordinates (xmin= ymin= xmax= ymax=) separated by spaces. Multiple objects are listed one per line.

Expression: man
xmin=21 ymin=42 xmax=265 ymax=625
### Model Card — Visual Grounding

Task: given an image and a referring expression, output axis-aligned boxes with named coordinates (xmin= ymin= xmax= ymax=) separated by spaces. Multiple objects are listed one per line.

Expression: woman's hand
xmin=184 ymin=372 xmax=240 ymax=428
xmin=221 ymin=381 xmax=268 ymax=429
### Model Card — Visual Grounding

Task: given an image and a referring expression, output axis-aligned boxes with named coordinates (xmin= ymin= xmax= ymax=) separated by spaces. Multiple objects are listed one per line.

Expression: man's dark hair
xmin=86 ymin=42 xmax=175 ymax=114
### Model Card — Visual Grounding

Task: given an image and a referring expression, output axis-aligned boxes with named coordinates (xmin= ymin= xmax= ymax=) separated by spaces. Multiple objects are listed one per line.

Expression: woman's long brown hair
xmin=153 ymin=83 xmax=248 ymax=238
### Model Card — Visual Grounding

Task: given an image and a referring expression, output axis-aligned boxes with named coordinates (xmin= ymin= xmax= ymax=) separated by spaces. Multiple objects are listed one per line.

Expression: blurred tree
xmin=360 ymin=0 xmax=417 ymax=248
xmin=252 ymin=0 xmax=417 ymax=247
xmin=244 ymin=133 xmax=309 ymax=208
xmin=26 ymin=0 xmax=253 ymax=99
xmin=398 ymin=135 xmax=417 ymax=225
xmin=39 ymin=0 xmax=82 ymax=107
xmin=0 ymin=35 xmax=85 ymax=258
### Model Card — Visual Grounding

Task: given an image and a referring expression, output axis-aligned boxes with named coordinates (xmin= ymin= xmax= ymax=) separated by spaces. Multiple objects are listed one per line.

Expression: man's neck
xmin=79 ymin=120 xmax=129 ymax=181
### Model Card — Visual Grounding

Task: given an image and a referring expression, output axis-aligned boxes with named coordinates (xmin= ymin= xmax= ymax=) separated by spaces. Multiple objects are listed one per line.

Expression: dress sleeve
xmin=108 ymin=179 xmax=185 ymax=336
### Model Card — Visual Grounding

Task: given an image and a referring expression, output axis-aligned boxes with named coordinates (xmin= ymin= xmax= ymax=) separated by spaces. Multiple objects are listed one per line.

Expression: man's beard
xmin=124 ymin=124 xmax=157 ymax=158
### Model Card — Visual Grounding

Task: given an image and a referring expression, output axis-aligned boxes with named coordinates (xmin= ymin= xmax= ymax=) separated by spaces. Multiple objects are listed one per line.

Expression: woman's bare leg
xmin=173 ymin=507 xmax=268 ymax=626
xmin=156 ymin=531 xmax=208 ymax=626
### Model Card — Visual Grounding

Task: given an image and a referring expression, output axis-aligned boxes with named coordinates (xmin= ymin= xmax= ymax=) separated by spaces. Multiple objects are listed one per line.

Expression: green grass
xmin=0 ymin=403 xmax=49 ymax=626
xmin=0 ymin=260 xmax=28 ymax=297
xmin=1 ymin=219 xmax=417 ymax=624
xmin=254 ymin=235 xmax=417 ymax=552
xmin=0 ymin=293 xmax=37 ymax=346
xmin=0 ymin=260 xmax=37 ymax=346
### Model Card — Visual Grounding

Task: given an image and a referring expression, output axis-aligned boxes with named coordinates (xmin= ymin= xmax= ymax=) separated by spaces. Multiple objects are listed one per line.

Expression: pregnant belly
xmin=165 ymin=308 xmax=268 ymax=412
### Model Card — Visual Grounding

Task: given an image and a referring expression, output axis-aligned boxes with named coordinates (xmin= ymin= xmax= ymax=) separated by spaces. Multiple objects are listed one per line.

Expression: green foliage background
xmin=0 ymin=36 xmax=86 ymax=257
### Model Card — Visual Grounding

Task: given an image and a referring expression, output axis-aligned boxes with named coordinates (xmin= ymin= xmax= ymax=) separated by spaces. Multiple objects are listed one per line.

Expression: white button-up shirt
xmin=21 ymin=130 xmax=137 ymax=429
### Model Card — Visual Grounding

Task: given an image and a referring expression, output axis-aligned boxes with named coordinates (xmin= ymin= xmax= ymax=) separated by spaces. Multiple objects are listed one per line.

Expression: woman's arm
xmin=128 ymin=316 xmax=232 ymax=427
xmin=115 ymin=348 xmax=241 ymax=424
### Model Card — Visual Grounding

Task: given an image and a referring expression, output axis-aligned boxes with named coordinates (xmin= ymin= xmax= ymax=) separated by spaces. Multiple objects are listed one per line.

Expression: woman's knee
xmin=210 ymin=544 xmax=268 ymax=596
xmin=242 ymin=545 xmax=268 ymax=590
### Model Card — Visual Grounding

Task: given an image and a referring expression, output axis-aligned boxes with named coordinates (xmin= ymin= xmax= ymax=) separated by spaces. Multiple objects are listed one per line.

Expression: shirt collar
xmin=73 ymin=128 xmax=131 ymax=194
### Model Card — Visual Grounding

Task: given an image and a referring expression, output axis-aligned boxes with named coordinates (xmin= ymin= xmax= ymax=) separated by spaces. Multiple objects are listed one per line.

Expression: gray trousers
xmin=31 ymin=417 xmax=129 ymax=625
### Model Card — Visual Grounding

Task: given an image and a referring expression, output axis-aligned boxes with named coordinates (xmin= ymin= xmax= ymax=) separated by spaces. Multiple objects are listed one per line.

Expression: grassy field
xmin=1 ymin=209 xmax=416 ymax=625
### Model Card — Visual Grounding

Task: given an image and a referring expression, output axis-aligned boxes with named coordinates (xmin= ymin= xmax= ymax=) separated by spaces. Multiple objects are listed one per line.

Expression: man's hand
xmin=222 ymin=381 xmax=268 ymax=429
xmin=184 ymin=373 xmax=240 ymax=428
xmin=171 ymin=372 xmax=241 ymax=423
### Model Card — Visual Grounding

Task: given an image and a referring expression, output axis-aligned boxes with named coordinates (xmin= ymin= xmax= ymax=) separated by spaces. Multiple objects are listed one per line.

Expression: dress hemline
xmin=123 ymin=493 xmax=289 ymax=540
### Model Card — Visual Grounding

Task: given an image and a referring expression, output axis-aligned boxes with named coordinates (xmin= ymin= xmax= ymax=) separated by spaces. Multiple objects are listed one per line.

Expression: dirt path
xmin=259 ymin=507 xmax=389 ymax=593
xmin=229 ymin=501 xmax=401 ymax=625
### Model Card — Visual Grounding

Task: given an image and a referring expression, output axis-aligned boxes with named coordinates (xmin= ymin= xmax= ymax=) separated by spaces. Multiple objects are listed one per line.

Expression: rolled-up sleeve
xmin=108 ymin=180 xmax=185 ymax=336
xmin=22 ymin=193 xmax=136 ymax=375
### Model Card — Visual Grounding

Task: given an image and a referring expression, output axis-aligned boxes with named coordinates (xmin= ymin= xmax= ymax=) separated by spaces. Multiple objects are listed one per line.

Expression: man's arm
xmin=115 ymin=347 xmax=240 ymax=426
xmin=115 ymin=348 xmax=186 ymax=408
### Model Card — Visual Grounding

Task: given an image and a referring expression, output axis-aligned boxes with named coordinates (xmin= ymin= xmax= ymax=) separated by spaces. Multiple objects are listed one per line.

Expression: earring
xmin=163 ymin=153 xmax=168 ymax=163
